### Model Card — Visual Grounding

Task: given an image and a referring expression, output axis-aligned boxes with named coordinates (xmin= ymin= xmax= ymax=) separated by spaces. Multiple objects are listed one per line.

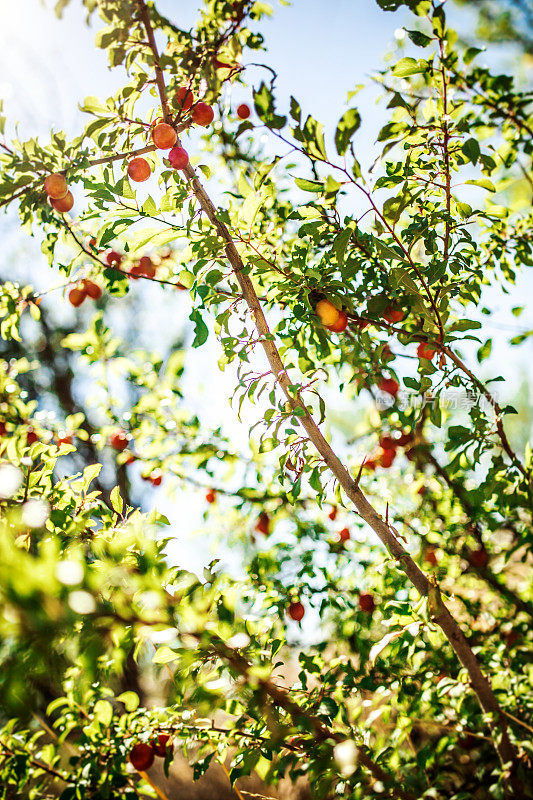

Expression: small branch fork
xmin=200 ymin=635 xmax=416 ymax=800
xmin=134 ymin=0 xmax=526 ymax=792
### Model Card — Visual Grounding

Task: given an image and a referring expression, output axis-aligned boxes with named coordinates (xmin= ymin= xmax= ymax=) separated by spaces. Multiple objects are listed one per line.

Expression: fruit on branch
xmin=50 ymin=191 xmax=74 ymax=213
xmin=424 ymin=547 xmax=438 ymax=566
xmin=255 ymin=511 xmax=270 ymax=535
xmin=44 ymin=173 xmax=68 ymax=199
xmin=175 ymin=86 xmax=194 ymax=111
xmin=378 ymin=377 xmax=399 ymax=397
xmin=377 ymin=447 xmax=396 ymax=468
xmin=110 ymin=429 xmax=129 ymax=452
xmin=395 ymin=431 xmax=413 ymax=447
xmin=139 ymin=256 xmax=156 ymax=276
xmin=106 ymin=251 xmax=123 ymax=267
xmin=328 ymin=505 xmax=338 ymax=521
xmin=130 ymin=256 xmax=156 ymax=279
xmin=168 ymin=146 xmax=189 ymax=170
xmin=127 ymin=157 xmax=151 ymax=182
xmin=26 ymin=428 xmax=39 ymax=445
xmin=288 ymin=601 xmax=305 ymax=621
xmin=205 ymin=489 xmax=216 ymax=504
xmin=151 ymin=122 xmax=177 ymax=150
xmin=469 ymin=547 xmax=488 ymax=568
xmin=129 ymin=742 xmax=155 ymax=771
xmin=315 ymin=299 xmax=340 ymax=326
xmin=237 ymin=103 xmax=251 ymax=119
xmin=192 ymin=102 xmax=215 ymax=126
xmin=417 ymin=341 xmax=436 ymax=360
xmin=57 ymin=433 xmax=73 ymax=446
xmin=68 ymin=286 xmax=87 ymax=307
xmin=338 ymin=527 xmax=350 ymax=543
xmin=152 ymin=733 xmax=173 ymax=757
xmin=82 ymin=280 xmax=102 ymax=300
xmin=0 ymin=420 xmax=7 ymax=436
xmin=326 ymin=310 xmax=348 ymax=333
xmin=144 ymin=469 xmax=163 ymax=487
xmin=150 ymin=470 xmax=163 ymax=487
xmin=358 ymin=593 xmax=375 ymax=613
xmin=383 ymin=305 xmax=404 ymax=324
xmin=378 ymin=434 xmax=397 ymax=450
xmin=123 ymin=451 xmax=136 ymax=465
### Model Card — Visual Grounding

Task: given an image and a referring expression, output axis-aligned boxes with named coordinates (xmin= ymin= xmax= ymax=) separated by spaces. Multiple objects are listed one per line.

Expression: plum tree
xmin=0 ymin=1 xmax=531 ymax=798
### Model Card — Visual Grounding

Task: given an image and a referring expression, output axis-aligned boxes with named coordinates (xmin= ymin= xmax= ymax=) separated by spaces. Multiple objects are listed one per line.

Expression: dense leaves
xmin=0 ymin=0 xmax=532 ymax=799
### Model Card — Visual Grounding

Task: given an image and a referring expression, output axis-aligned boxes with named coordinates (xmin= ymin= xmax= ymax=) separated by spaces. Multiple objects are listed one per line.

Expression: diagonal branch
xmin=133 ymin=2 xmax=529 ymax=792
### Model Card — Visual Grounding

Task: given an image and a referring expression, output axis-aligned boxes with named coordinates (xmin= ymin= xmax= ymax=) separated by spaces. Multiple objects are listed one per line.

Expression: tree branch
xmin=134 ymin=0 xmax=526 ymax=790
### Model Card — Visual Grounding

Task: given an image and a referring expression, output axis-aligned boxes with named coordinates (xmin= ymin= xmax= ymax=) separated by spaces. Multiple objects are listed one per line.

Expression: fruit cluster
xmin=68 ymin=279 xmax=103 ymax=307
xmin=126 ymin=87 xmax=216 ymax=183
xmin=365 ymin=430 xmax=414 ymax=471
xmin=129 ymin=733 xmax=172 ymax=772
xmin=44 ymin=172 xmax=74 ymax=213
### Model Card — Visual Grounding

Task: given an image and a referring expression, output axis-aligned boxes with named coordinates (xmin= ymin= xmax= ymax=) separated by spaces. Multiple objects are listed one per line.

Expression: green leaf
xmin=477 ymin=339 xmax=492 ymax=362
xmin=110 ymin=485 xmax=123 ymax=515
xmin=253 ymin=82 xmax=286 ymax=130
xmin=393 ymin=57 xmax=426 ymax=77
xmin=374 ymin=240 xmax=408 ymax=263
xmin=93 ymin=700 xmax=113 ymax=727
xmin=390 ymin=267 xmax=419 ymax=295
xmin=153 ymin=646 xmax=179 ymax=664
xmin=334 ymin=108 xmax=361 ymax=156
xmin=449 ymin=319 xmax=481 ymax=332
xmin=117 ymin=691 xmax=140 ymax=712
xmin=406 ymin=29 xmax=432 ymax=46
xmin=464 ymin=46 xmax=484 ymax=64
xmin=81 ymin=464 xmax=102 ymax=492
xmin=190 ymin=309 xmax=209 ymax=348
xmin=466 ymin=178 xmax=495 ymax=192
xmin=333 ymin=227 xmax=352 ymax=265
xmin=462 ymin=138 xmax=480 ymax=165
xmin=294 ymin=178 xmax=323 ymax=193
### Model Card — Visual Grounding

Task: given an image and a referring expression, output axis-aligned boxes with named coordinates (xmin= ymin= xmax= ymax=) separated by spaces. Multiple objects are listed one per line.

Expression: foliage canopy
xmin=0 ymin=1 xmax=532 ymax=798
